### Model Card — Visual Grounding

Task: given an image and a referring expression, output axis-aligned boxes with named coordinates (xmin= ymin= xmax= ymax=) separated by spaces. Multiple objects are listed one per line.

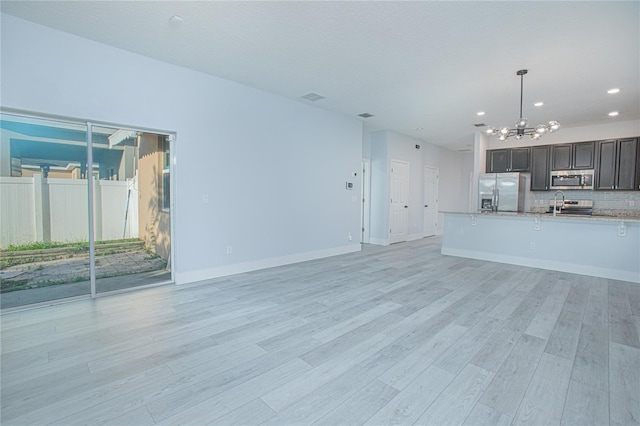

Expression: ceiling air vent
xmin=358 ymin=113 xmax=374 ymax=119
xmin=474 ymin=123 xmax=487 ymax=127
xmin=300 ymin=92 xmax=325 ymax=102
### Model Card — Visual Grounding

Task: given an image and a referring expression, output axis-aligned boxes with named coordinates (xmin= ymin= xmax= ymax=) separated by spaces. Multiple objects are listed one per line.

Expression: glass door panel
xmin=0 ymin=114 xmax=90 ymax=309
xmin=91 ymin=127 xmax=171 ymax=294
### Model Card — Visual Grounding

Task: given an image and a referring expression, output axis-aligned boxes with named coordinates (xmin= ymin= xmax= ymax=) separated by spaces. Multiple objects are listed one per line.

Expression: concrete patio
xmin=0 ymin=251 xmax=170 ymax=309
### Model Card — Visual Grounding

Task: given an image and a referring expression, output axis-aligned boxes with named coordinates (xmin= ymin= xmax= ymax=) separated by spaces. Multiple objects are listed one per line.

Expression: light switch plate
xmin=618 ymin=222 xmax=627 ymax=237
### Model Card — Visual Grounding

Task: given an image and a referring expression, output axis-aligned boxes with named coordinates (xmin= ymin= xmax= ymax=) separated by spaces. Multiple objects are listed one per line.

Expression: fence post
xmin=33 ymin=173 xmax=51 ymax=243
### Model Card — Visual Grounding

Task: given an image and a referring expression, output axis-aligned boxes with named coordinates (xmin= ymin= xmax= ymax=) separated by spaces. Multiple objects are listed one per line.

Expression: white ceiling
xmin=2 ymin=1 xmax=639 ymax=151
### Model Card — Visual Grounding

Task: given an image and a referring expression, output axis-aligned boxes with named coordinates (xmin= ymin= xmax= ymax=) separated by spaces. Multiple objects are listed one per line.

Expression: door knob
xmin=425 ymin=205 xmax=428 ymax=207
xmin=404 ymin=205 xmax=408 ymax=208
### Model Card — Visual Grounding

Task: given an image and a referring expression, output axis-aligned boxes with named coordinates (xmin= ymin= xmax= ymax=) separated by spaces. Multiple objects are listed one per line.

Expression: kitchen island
xmin=441 ymin=211 xmax=640 ymax=283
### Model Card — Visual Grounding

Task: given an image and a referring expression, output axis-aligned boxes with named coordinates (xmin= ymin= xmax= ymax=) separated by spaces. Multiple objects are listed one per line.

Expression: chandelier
xmin=486 ymin=69 xmax=560 ymax=141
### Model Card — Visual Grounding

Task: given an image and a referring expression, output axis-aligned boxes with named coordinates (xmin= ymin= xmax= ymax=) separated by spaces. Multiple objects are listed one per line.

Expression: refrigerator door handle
xmin=491 ymin=187 xmax=495 ymax=211
xmin=494 ymin=187 xmax=499 ymax=211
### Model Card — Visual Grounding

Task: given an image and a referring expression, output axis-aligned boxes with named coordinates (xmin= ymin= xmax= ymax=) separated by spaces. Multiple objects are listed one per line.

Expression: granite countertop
xmin=440 ymin=211 xmax=640 ymax=223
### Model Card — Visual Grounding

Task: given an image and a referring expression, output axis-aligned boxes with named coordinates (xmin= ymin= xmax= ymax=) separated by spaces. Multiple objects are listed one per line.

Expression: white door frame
xmin=361 ymin=159 xmax=371 ymax=243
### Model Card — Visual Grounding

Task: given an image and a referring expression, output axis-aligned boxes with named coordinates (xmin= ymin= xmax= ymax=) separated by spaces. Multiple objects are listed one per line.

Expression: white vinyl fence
xmin=0 ymin=174 xmax=138 ymax=248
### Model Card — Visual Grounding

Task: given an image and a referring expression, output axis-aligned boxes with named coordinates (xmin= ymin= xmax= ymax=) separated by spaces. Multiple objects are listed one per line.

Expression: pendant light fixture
xmin=486 ymin=69 xmax=560 ymax=141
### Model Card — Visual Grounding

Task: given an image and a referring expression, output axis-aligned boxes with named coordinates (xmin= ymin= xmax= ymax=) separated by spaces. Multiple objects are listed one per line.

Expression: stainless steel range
xmin=548 ymin=199 xmax=594 ymax=215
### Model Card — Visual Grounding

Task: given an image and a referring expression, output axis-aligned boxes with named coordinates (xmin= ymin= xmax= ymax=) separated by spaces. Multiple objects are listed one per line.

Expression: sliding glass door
xmin=90 ymin=126 xmax=171 ymax=294
xmin=0 ymin=113 xmax=91 ymax=308
xmin=0 ymin=113 xmax=173 ymax=309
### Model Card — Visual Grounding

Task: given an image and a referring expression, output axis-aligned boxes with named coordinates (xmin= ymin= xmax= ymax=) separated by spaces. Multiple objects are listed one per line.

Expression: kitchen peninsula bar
xmin=441 ymin=212 xmax=640 ymax=283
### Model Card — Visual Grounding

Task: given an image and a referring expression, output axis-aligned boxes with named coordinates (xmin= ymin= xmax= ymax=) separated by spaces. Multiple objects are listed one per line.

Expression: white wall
xmin=367 ymin=129 xmax=472 ymax=243
xmin=362 ymin=124 xmax=373 ymax=158
xmin=471 ymin=132 xmax=490 ymax=211
xmin=1 ymin=14 xmax=363 ymax=283
xmin=416 ymin=136 xmax=472 ymax=221
xmin=369 ymin=131 xmax=389 ymax=243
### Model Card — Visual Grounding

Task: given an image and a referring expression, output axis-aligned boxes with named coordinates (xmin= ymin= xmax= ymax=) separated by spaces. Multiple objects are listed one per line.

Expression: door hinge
xmin=362 ymin=227 xmax=365 ymax=232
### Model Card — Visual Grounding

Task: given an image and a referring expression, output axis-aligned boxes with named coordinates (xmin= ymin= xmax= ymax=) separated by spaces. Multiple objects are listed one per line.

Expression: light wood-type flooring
xmin=1 ymin=237 xmax=639 ymax=425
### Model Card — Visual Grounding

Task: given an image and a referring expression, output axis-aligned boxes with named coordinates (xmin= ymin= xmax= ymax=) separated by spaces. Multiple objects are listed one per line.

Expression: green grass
xmin=4 ymin=238 xmax=140 ymax=252
xmin=1 ymin=275 xmax=90 ymax=293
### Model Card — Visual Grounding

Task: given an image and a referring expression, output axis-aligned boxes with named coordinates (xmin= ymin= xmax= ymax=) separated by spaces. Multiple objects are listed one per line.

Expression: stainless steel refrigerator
xmin=478 ymin=172 xmax=526 ymax=212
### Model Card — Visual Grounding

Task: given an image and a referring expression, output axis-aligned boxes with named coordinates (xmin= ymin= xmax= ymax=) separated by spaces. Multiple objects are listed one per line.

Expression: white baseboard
xmin=441 ymin=247 xmax=640 ymax=284
xmin=368 ymin=237 xmax=389 ymax=246
xmin=369 ymin=233 xmax=425 ymax=246
xmin=175 ymin=244 xmax=361 ymax=285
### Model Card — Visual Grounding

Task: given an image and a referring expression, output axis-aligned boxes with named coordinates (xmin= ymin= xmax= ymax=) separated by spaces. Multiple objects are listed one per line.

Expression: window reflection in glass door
xmin=0 ymin=113 xmax=90 ymax=308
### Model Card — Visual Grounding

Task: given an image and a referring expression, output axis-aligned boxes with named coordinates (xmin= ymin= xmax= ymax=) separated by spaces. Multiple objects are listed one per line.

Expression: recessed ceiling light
xmin=169 ymin=15 xmax=183 ymax=24
xmin=477 ymin=111 xmax=485 ymax=116
xmin=534 ymin=102 xmax=544 ymax=107
xmin=607 ymin=88 xmax=620 ymax=94
xmin=300 ymin=92 xmax=325 ymax=102
xmin=608 ymin=111 xmax=619 ymax=116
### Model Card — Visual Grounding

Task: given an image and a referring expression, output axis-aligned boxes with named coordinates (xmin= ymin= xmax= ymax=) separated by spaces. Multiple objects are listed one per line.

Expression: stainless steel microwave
xmin=550 ymin=170 xmax=594 ymax=190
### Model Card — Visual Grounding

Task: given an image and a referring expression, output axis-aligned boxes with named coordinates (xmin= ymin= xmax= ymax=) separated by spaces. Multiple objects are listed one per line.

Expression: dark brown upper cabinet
xmin=486 ymin=147 xmax=530 ymax=173
xmin=551 ymin=141 xmax=595 ymax=170
xmin=486 ymin=149 xmax=508 ymax=173
xmin=573 ymin=141 xmax=596 ymax=169
xmin=596 ymin=138 xmax=640 ymax=190
xmin=530 ymin=145 xmax=550 ymax=191
xmin=551 ymin=144 xmax=572 ymax=170
xmin=509 ymin=147 xmax=530 ymax=171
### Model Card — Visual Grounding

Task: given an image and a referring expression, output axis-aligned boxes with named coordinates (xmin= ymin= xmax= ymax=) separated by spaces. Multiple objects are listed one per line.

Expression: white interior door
xmin=389 ymin=159 xmax=409 ymax=244
xmin=423 ymin=166 xmax=439 ymax=237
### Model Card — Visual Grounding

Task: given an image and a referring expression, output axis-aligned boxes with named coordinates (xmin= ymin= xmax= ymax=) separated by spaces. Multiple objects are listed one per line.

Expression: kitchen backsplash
xmin=528 ymin=191 xmax=640 ymax=217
